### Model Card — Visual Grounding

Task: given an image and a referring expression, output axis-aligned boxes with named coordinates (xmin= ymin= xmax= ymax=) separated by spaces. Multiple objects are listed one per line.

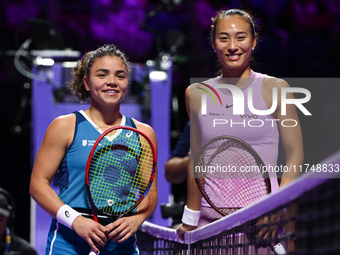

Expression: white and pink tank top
xmin=196 ymin=70 xmax=280 ymax=207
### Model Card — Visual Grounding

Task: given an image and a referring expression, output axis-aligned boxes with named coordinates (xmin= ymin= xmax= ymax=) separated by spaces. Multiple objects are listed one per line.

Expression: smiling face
xmin=83 ymin=56 xmax=128 ymax=107
xmin=212 ymin=15 xmax=256 ymax=76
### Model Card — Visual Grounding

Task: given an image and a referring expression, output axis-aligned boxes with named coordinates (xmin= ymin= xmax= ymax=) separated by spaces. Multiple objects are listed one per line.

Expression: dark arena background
xmin=0 ymin=0 xmax=339 ymax=254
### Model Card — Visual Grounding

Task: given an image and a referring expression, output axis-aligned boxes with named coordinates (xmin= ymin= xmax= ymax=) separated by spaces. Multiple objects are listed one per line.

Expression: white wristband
xmin=182 ymin=205 xmax=201 ymax=226
xmin=56 ymin=205 xmax=81 ymax=229
xmin=273 ymin=243 xmax=287 ymax=255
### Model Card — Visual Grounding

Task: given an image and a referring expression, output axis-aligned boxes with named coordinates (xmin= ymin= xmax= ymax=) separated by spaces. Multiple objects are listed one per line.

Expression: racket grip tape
xmin=56 ymin=205 xmax=81 ymax=229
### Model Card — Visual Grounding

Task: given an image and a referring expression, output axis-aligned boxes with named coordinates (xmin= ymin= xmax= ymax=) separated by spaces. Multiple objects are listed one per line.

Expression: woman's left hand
xmin=250 ymin=211 xmax=283 ymax=248
xmin=105 ymin=216 xmax=142 ymax=243
xmin=176 ymin=223 xmax=197 ymax=241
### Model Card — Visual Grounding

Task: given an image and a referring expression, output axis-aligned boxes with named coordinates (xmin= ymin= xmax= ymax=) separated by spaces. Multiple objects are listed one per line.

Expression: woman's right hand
xmin=72 ymin=216 xmax=108 ymax=253
xmin=176 ymin=223 xmax=197 ymax=241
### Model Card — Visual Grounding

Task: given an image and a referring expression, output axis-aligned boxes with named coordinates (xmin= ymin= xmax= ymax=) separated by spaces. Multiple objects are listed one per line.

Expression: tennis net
xmin=137 ymin=150 xmax=340 ymax=254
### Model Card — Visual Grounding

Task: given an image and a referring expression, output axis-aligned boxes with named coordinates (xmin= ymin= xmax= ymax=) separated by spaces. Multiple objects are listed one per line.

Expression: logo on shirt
xmin=82 ymin=140 xmax=96 ymax=146
xmin=197 ymin=83 xmax=222 ymax=116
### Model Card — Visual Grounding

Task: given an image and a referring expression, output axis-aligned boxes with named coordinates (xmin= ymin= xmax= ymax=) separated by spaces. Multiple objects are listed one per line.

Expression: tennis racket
xmin=194 ymin=135 xmax=286 ymax=255
xmin=85 ymin=126 xmax=157 ymax=255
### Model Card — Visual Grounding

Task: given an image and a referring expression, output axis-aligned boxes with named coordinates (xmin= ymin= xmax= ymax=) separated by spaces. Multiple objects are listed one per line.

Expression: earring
xmin=252 ymin=47 xmax=255 ymax=51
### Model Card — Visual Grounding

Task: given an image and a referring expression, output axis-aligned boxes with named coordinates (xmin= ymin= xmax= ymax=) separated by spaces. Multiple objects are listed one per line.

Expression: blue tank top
xmin=58 ymin=111 xmax=137 ymax=209
xmin=197 ymin=70 xmax=279 ymax=201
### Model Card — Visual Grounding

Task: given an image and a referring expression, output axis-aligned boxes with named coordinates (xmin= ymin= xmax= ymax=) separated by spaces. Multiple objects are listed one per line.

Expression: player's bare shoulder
xmin=187 ymin=80 xmax=212 ymax=94
xmin=263 ymin=75 xmax=290 ymax=91
xmin=133 ymin=119 xmax=157 ymax=147
xmin=46 ymin=113 xmax=76 ymax=147
xmin=50 ymin=113 xmax=76 ymax=131
xmin=185 ymin=81 xmax=209 ymax=114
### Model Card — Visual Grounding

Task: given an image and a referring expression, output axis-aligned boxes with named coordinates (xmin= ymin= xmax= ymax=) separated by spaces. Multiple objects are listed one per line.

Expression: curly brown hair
xmin=68 ymin=44 xmax=130 ymax=103
xmin=68 ymin=51 xmax=93 ymax=103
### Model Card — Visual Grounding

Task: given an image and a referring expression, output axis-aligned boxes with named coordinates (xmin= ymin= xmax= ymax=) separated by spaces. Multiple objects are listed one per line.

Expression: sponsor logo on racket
xmin=107 ymin=200 xmax=114 ymax=206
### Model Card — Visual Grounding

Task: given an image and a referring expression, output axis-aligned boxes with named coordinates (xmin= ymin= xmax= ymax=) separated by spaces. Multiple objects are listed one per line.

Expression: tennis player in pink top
xmin=177 ymin=8 xmax=304 ymax=254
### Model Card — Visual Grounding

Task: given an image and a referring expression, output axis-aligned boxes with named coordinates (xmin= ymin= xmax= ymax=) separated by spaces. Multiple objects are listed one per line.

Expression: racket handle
xmin=273 ymin=242 xmax=287 ymax=255
xmin=89 ymin=249 xmax=100 ymax=255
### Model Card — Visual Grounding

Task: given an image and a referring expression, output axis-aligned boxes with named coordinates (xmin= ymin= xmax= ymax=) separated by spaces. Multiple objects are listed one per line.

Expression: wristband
xmin=181 ymin=205 xmax=201 ymax=226
xmin=273 ymin=242 xmax=287 ymax=255
xmin=56 ymin=205 xmax=81 ymax=229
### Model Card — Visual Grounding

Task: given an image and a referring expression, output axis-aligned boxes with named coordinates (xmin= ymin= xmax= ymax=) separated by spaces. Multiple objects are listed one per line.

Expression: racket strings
xmin=88 ymin=129 xmax=154 ymax=216
xmin=195 ymin=137 xmax=270 ymax=216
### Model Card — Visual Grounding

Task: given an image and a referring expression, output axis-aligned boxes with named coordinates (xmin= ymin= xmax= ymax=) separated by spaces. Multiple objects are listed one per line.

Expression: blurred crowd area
xmin=1 ymin=0 xmax=340 ymax=75
xmin=0 ymin=0 xmax=340 ymax=243
xmin=1 ymin=0 xmax=340 ymax=128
